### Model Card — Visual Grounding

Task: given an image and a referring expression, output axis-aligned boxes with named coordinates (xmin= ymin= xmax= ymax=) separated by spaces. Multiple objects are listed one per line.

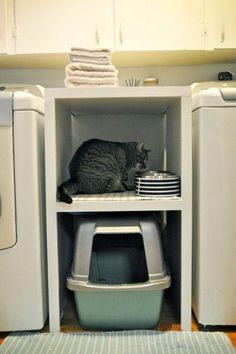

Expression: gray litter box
xmin=67 ymin=213 xmax=171 ymax=330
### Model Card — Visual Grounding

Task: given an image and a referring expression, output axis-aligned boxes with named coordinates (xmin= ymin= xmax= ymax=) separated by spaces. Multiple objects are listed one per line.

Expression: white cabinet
xmin=12 ymin=0 xmax=236 ymax=56
xmin=13 ymin=0 xmax=205 ymax=54
xmin=0 ymin=0 xmax=15 ymax=54
xmin=14 ymin=0 xmax=114 ymax=54
xmin=114 ymin=0 xmax=204 ymax=51
xmin=204 ymin=0 xmax=236 ymax=49
xmin=45 ymin=87 xmax=192 ymax=332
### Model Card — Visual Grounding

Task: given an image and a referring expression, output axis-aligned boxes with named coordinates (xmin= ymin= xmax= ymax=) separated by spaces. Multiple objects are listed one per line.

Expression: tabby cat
xmin=57 ymin=138 xmax=149 ymax=204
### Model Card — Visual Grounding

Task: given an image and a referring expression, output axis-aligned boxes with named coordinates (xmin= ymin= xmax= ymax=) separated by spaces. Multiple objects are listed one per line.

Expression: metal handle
xmin=95 ymin=25 xmax=100 ymax=45
xmin=220 ymin=22 xmax=225 ymax=43
xmin=119 ymin=24 xmax=123 ymax=45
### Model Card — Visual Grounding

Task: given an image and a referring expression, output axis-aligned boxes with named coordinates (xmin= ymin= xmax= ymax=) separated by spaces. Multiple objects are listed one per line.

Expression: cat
xmin=57 ymin=138 xmax=150 ymax=204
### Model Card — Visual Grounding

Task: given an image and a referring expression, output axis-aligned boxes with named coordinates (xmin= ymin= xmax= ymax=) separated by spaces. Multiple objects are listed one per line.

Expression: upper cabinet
xmin=14 ymin=0 xmax=114 ymax=54
xmin=0 ymin=0 xmax=15 ymax=54
xmin=204 ymin=0 xmax=236 ymax=49
xmin=114 ymin=0 xmax=205 ymax=51
xmin=6 ymin=0 xmax=236 ymax=59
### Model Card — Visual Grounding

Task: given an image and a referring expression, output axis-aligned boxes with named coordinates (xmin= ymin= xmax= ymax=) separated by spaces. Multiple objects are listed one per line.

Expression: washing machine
xmin=192 ymin=82 xmax=236 ymax=326
xmin=0 ymin=84 xmax=48 ymax=331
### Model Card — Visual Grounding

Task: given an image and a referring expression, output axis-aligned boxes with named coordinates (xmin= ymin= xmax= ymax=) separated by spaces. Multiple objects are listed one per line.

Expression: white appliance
xmin=0 ymin=85 xmax=48 ymax=331
xmin=192 ymin=82 xmax=236 ymax=326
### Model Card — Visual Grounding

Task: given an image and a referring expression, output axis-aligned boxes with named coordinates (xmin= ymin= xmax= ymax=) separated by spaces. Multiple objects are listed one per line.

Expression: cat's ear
xmin=145 ymin=149 xmax=152 ymax=154
xmin=137 ymin=142 xmax=145 ymax=152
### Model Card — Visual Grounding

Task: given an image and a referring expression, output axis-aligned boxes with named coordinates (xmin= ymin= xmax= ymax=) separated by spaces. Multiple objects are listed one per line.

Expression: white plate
xmin=136 ymin=189 xmax=180 ymax=194
xmin=135 ymin=177 xmax=179 ymax=183
xmin=135 ymin=180 xmax=179 ymax=185
xmin=135 ymin=183 xmax=180 ymax=190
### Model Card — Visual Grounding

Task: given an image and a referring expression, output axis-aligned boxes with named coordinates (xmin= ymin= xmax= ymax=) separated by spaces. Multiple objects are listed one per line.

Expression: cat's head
xmin=135 ymin=142 xmax=151 ymax=170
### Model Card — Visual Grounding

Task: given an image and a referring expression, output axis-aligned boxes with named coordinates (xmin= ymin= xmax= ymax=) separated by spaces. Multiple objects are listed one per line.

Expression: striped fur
xmin=57 ymin=139 xmax=149 ymax=204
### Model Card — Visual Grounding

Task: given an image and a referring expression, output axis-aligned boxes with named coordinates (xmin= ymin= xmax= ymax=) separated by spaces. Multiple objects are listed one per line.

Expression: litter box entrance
xmin=89 ymin=233 xmax=149 ymax=284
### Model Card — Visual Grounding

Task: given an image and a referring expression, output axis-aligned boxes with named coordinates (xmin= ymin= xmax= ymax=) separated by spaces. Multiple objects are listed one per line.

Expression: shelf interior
xmin=57 ymin=95 xmax=181 ymax=116
xmin=53 ymin=91 xmax=183 ymax=208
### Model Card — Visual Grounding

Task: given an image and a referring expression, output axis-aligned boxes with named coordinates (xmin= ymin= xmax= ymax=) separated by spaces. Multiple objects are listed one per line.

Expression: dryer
xmin=0 ymin=85 xmax=48 ymax=331
xmin=192 ymin=82 xmax=236 ymax=326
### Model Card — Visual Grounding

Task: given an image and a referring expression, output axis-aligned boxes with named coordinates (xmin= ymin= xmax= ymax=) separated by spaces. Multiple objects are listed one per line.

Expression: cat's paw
xmin=122 ymin=181 xmax=134 ymax=191
xmin=104 ymin=178 xmax=125 ymax=193
xmin=57 ymin=192 xmax=73 ymax=204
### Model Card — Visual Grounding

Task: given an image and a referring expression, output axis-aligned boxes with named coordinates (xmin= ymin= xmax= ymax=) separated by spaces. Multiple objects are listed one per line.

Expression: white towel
xmin=71 ymin=47 xmax=111 ymax=54
xmin=65 ymin=68 xmax=118 ymax=78
xmin=65 ymin=82 xmax=119 ymax=88
xmin=70 ymin=55 xmax=111 ymax=65
xmin=70 ymin=47 xmax=112 ymax=65
xmin=65 ymin=62 xmax=118 ymax=73
xmin=65 ymin=48 xmax=119 ymax=88
xmin=70 ymin=50 xmax=111 ymax=60
xmin=65 ymin=76 xmax=119 ymax=87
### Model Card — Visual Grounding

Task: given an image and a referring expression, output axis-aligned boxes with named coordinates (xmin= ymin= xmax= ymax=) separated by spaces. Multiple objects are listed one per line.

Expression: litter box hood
xmin=67 ymin=213 xmax=171 ymax=292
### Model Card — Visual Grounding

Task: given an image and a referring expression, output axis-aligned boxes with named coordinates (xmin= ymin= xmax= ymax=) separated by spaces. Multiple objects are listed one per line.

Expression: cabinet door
xmin=0 ymin=0 xmax=15 ymax=54
xmin=114 ymin=0 xmax=204 ymax=51
xmin=205 ymin=0 xmax=236 ymax=49
xmin=15 ymin=0 xmax=114 ymax=54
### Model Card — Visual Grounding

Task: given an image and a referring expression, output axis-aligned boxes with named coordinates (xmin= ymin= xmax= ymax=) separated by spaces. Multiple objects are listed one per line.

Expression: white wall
xmin=0 ymin=62 xmax=236 ymax=88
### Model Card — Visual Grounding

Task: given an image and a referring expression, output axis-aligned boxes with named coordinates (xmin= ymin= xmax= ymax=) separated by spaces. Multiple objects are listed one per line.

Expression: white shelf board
xmin=56 ymin=191 xmax=183 ymax=212
xmin=46 ymin=86 xmax=190 ymax=99
xmin=46 ymin=86 xmax=190 ymax=115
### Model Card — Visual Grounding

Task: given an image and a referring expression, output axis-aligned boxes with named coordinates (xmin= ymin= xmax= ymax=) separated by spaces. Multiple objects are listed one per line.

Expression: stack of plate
xmin=135 ymin=170 xmax=180 ymax=198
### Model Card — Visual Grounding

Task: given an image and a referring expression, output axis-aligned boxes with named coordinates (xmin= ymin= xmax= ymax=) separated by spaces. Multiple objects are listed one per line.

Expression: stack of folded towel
xmin=64 ymin=48 xmax=119 ymax=88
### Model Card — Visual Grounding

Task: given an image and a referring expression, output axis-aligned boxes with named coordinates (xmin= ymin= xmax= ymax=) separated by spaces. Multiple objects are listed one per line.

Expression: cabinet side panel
xmin=56 ymin=104 xmax=72 ymax=186
xmin=57 ymin=213 xmax=75 ymax=316
xmin=166 ymin=100 xmax=181 ymax=176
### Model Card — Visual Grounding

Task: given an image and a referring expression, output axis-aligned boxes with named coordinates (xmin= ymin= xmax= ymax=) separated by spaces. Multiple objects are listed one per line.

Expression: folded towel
xmin=65 ymin=76 xmax=119 ymax=86
xmin=65 ymin=68 xmax=118 ymax=78
xmin=70 ymin=56 xmax=111 ymax=66
xmin=65 ymin=81 xmax=119 ymax=88
xmin=70 ymin=47 xmax=112 ymax=65
xmin=70 ymin=51 xmax=111 ymax=60
xmin=71 ymin=53 xmax=111 ymax=61
xmin=71 ymin=47 xmax=111 ymax=54
xmin=65 ymin=48 xmax=119 ymax=88
xmin=65 ymin=62 xmax=118 ymax=73
xmin=65 ymin=63 xmax=118 ymax=77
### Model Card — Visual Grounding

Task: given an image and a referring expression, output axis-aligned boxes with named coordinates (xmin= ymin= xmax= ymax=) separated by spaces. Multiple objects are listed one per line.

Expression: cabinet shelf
xmin=56 ymin=192 xmax=183 ymax=213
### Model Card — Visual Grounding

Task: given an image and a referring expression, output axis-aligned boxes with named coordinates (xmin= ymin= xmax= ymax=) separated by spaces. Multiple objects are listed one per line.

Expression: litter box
xmin=67 ymin=213 xmax=171 ymax=330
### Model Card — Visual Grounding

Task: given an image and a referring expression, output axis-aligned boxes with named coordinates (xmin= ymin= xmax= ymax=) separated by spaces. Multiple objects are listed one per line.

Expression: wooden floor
xmin=1 ymin=295 xmax=236 ymax=349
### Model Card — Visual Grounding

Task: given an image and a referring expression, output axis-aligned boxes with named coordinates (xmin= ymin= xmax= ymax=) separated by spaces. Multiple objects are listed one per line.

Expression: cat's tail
xmin=57 ymin=179 xmax=79 ymax=204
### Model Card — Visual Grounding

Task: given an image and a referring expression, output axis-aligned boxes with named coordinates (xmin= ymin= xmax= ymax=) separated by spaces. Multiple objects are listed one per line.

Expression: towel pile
xmin=64 ymin=48 xmax=119 ymax=88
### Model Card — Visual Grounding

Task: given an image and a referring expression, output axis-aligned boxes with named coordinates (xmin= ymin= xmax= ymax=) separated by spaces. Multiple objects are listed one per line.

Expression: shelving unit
xmin=45 ymin=86 xmax=192 ymax=332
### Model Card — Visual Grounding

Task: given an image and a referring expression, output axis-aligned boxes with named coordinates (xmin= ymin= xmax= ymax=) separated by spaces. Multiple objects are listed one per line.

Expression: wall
xmin=0 ymin=62 xmax=236 ymax=88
